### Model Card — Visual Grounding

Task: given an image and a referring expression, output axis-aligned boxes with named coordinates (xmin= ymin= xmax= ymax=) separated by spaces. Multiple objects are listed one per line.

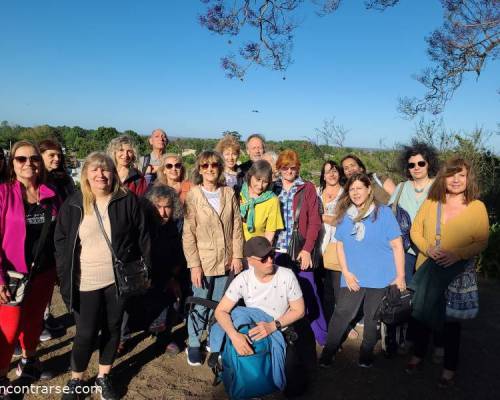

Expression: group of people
xmin=0 ymin=129 xmax=490 ymax=399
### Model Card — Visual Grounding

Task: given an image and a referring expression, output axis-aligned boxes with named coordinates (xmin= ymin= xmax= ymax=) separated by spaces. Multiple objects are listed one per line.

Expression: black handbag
xmin=94 ymin=203 xmax=151 ymax=298
xmin=287 ymin=189 xmax=320 ymax=269
xmin=5 ymin=203 xmax=53 ymax=306
xmin=375 ymin=285 xmax=414 ymax=325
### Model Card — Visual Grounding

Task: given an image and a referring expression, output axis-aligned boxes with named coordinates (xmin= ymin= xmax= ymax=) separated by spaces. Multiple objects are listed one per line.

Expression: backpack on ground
xmin=220 ymin=324 xmax=279 ymax=400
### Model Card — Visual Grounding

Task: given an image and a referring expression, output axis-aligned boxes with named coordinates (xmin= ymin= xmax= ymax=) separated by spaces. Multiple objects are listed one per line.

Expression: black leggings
xmin=323 ymin=270 xmax=341 ymax=324
xmin=71 ymin=285 xmax=125 ymax=372
xmin=323 ymin=287 xmax=385 ymax=358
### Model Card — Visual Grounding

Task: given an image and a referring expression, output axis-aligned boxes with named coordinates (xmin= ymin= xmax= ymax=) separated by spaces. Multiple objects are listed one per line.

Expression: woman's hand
xmin=0 ymin=285 xmax=11 ymax=304
xmin=230 ymin=258 xmax=243 ymax=275
xmin=435 ymin=249 xmax=460 ymax=267
xmin=248 ymin=321 xmax=277 ymax=341
xmin=229 ymin=332 xmax=254 ymax=356
xmin=297 ymin=250 xmax=312 ymax=270
xmin=426 ymin=245 xmax=440 ymax=260
xmin=344 ymin=271 xmax=360 ymax=292
xmin=392 ymin=275 xmax=406 ymax=291
xmin=190 ymin=267 xmax=203 ymax=288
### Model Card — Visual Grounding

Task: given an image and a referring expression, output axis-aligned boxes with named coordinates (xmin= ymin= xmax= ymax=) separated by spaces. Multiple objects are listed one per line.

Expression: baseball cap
xmin=243 ymin=236 xmax=274 ymax=258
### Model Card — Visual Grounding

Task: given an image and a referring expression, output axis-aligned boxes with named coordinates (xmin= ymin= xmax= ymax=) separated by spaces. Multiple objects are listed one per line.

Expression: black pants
xmin=72 ymin=284 xmax=125 ymax=372
xmin=323 ymin=287 xmax=384 ymax=359
xmin=412 ymin=319 xmax=461 ymax=371
xmin=283 ymin=318 xmax=316 ymax=398
xmin=322 ymin=270 xmax=341 ymax=324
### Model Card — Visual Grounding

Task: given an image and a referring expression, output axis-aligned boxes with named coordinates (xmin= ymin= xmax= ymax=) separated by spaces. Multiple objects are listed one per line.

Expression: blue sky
xmin=1 ymin=0 xmax=498 ymax=151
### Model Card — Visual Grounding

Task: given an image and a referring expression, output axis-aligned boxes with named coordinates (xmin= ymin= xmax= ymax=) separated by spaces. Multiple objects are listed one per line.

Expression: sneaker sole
xmin=185 ymin=348 xmax=202 ymax=367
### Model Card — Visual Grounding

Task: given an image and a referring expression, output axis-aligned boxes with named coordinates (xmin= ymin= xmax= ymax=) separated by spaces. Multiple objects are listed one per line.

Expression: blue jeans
xmin=187 ymin=275 xmax=228 ymax=348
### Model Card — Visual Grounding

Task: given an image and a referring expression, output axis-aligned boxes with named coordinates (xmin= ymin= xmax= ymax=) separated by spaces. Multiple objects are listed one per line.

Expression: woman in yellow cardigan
xmin=407 ymin=157 xmax=489 ymax=386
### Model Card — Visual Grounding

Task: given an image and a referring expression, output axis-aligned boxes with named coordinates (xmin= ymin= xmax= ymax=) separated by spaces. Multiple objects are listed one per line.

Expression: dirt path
xmin=6 ymin=277 xmax=500 ymax=400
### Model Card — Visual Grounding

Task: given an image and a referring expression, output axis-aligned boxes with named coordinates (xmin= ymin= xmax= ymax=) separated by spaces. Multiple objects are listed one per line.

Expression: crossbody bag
xmin=93 ymin=202 xmax=151 ymax=298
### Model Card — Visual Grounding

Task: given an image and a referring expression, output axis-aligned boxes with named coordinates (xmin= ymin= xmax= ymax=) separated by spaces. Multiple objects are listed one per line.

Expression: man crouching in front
xmin=214 ymin=236 xmax=317 ymax=397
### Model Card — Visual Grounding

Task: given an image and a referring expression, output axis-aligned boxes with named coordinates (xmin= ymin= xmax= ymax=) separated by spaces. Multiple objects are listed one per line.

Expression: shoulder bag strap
xmin=435 ymin=202 xmax=442 ymax=247
xmin=292 ymin=188 xmax=305 ymax=231
xmin=28 ymin=202 xmax=53 ymax=278
xmin=391 ymin=183 xmax=405 ymax=214
xmin=93 ymin=202 xmax=120 ymax=263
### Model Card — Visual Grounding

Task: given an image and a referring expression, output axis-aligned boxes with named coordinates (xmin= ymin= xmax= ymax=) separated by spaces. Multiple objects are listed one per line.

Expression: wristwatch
xmin=274 ymin=320 xmax=282 ymax=331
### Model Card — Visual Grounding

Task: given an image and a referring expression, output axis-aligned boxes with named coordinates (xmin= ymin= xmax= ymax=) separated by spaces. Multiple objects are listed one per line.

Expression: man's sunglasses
xmin=408 ymin=161 xmax=427 ymax=169
xmin=200 ymin=162 xmax=220 ymax=170
xmin=165 ymin=163 xmax=182 ymax=170
xmin=252 ymin=251 xmax=275 ymax=263
xmin=14 ymin=155 xmax=41 ymax=164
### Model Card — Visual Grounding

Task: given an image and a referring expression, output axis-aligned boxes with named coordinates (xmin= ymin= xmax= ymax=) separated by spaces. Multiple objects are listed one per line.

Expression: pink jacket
xmin=0 ymin=181 xmax=59 ymax=285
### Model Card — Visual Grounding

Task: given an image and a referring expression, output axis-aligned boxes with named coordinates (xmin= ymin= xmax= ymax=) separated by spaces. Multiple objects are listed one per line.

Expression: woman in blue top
xmin=319 ymin=173 xmax=406 ymax=368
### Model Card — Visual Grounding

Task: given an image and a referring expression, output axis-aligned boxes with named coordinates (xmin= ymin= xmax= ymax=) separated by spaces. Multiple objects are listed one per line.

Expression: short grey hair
xmin=246 ymin=133 xmax=266 ymax=149
xmin=145 ymin=184 xmax=183 ymax=220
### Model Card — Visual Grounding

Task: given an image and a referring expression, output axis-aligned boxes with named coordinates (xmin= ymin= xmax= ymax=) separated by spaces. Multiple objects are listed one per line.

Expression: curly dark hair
xmin=397 ymin=140 xmax=439 ymax=179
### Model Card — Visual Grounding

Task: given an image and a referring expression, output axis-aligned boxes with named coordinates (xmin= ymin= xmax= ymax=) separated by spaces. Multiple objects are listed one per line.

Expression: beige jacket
xmin=183 ymin=185 xmax=244 ymax=276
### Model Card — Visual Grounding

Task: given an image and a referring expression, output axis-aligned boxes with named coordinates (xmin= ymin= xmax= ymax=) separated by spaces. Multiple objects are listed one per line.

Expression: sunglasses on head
xmin=14 ymin=155 xmax=41 ymax=164
xmin=165 ymin=162 xmax=182 ymax=170
xmin=408 ymin=161 xmax=427 ymax=169
xmin=200 ymin=162 xmax=220 ymax=170
xmin=252 ymin=251 xmax=275 ymax=263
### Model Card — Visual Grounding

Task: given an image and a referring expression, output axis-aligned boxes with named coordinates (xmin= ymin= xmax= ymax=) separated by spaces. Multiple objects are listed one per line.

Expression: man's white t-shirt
xmin=225 ymin=265 xmax=303 ymax=320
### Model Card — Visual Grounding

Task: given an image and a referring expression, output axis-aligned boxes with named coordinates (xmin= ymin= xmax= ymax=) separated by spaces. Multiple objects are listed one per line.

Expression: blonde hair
xmin=215 ymin=135 xmax=241 ymax=156
xmin=80 ymin=152 xmax=124 ymax=215
xmin=106 ymin=135 xmax=139 ymax=168
xmin=156 ymin=153 xmax=186 ymax=185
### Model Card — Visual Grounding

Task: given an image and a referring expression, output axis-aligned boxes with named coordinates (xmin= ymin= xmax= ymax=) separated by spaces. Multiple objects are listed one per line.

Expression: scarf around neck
xmin=347 ymin=203 xmax=376 ymax=241
xmin=240 ymin=182 xmax=275 ymax=232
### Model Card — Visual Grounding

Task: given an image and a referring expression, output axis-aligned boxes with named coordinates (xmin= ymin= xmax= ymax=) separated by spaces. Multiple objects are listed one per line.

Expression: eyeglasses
xmin=14 ymin=155 xmax=41 ymax=164
xmin=165 ymin=163 xmax=182 ymax=170
xmin=251 ymin=251 xmax=275 ymax=263
xmin=408 ymin=161 xmax=427 ymax=169
xmin=200 ymin=162 xmax=220 ymax=170
xmin=280 ymin=166 xmax=298 ymax=172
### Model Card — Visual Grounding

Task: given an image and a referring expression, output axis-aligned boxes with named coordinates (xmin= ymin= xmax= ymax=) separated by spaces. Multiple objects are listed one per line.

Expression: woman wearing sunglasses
xmin=107 ymin=135 xmax=147 ymax=196
xmin=0 ymin=141 xmax=60 ymax=390
xmin=183 ymin=150 xmax=244 ymax=366
xmin=393 ymin=141 xmax=439 ymax=283
xmin=155 ymin=154 xmax=192 ymax=204
xmin=273 ymin=149 xmax=327 ymax=346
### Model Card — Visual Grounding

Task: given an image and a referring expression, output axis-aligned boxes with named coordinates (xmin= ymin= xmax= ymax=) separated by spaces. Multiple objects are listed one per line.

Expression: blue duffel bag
xmin=221 ymin=324 xmax=279 ymax=400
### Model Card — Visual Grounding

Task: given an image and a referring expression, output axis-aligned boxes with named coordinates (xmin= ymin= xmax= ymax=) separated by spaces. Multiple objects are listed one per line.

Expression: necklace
xmin=413 ymin=179 xmax=430 ymax=194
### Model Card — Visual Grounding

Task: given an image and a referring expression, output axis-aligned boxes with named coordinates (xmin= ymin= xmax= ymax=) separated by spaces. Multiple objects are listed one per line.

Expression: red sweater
xmin=292 ymin=181 xmax=322 ymax=253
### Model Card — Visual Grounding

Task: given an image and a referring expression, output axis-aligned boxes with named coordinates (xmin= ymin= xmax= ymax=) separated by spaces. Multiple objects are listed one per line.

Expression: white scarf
xmin=347 ymin=203 xmax=376 ymax=241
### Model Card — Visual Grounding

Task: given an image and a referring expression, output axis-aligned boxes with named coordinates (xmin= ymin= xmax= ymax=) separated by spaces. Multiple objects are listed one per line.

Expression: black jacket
xmin=54 ymin=189 xmax=151 ymax=311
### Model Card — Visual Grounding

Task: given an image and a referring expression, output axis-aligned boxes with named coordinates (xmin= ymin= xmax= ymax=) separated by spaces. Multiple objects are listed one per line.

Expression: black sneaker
xmin=318 ymin=351 xmax=334 ymax=368
xmin=16 ymin=358 xmax=54 ymax=381
xmin=185 ymin=347 xmax=202 ymax=366
xmin=358 ymin=355 xmax=374 ymax=368
xmin=61 ymin=378 xmax=85 ymax=400
xmin=95 ymin=374 xmax=120 ymax=400
xmin=44 ymin=314 xmax=64 ymax=331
